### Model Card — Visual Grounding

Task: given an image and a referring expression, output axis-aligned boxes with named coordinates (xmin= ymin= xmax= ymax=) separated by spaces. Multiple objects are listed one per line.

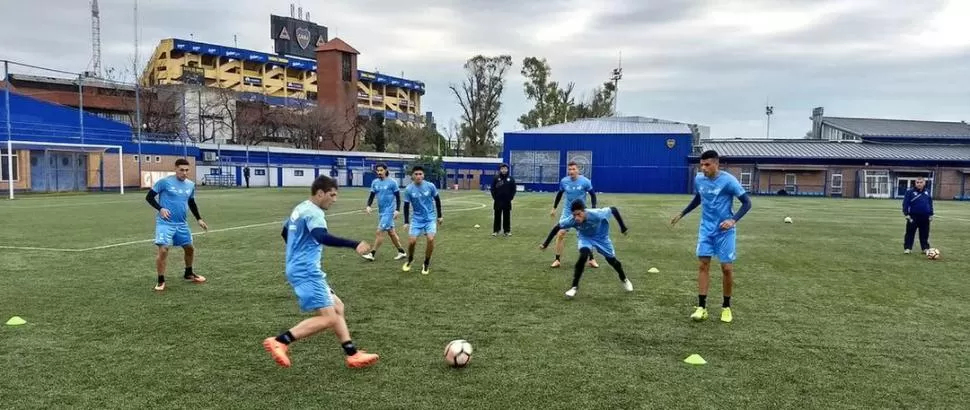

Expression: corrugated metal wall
xmin=502 ymin=132 xmax=694 ymax=194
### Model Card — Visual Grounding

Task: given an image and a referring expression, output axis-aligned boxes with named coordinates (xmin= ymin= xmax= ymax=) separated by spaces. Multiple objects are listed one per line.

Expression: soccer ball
xmin=784 ymin=216 xmax=793 ymax=224
xmin=926 ymin=248 xmax=940 ymax=260
xmin=444 ymin=339 xmax=473 ymax=368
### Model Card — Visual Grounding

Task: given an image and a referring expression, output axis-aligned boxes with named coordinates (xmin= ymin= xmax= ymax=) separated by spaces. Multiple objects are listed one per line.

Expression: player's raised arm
xmin=541 ymin=222 xmax=565 ymax=249
xmin=671 ymin=193 xmax=701 ymax=226
xmin=187 ymin=187 xmax=207 ymax=231
xmin=551 ymin=189 xmax=564 ymax=214
xmin=403 ymin=196 xmax=411 ymax=225
xmin=609 ymin=206 xmax=628 ymax=234
xmin=587 ymin=180 xmax=597 ymax=208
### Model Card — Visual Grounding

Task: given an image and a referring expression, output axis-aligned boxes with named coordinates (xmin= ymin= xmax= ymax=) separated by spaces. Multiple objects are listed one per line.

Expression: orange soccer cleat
xmin=345 ymin=351 xmax=380 ymax=368
xmin=262 ymin=337 xmax=291 ymax=368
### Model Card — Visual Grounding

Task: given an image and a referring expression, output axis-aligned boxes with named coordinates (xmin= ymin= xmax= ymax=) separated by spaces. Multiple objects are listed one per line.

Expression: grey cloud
xmin=1 ymin=0 xmax=967 ymax=141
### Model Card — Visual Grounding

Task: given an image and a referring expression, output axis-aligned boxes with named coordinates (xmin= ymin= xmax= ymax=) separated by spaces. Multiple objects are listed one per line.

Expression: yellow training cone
xmin=684 ymin=354 xmax=706 ymax=365
xmin=648 ymin=267 xmax=660 ymax=273
xmin=5 ymin=316 xmax=26 ymax=326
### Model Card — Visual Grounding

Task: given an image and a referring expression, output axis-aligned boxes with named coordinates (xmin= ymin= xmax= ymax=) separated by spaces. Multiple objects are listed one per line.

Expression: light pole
xmin=765 ymin=105 xmax=774 ymax=139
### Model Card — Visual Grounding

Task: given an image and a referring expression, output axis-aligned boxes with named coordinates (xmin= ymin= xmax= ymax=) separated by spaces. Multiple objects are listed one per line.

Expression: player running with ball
xmin=263 ymin=175 xmax=380 ymax=369
xmin=363 ymin=163 xmax=408 ymax=261
xmin=540 ymin=200 xmax=633 ymax=298
xmin=671 ymin=150 xmax=752 ymax=323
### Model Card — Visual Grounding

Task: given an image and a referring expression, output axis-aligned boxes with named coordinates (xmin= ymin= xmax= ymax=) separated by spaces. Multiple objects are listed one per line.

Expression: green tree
xmin=518 ymin=57 xmax=616 ymax=128
xmin=449 ymin=55 xmax=513 ymax=157
xmin=407 ymin=154 xmax=445 ymax=186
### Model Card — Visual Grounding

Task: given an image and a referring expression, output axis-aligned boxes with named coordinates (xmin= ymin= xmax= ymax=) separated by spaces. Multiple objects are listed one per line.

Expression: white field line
xmin=0 ymin=199 xmax=486 ymax=253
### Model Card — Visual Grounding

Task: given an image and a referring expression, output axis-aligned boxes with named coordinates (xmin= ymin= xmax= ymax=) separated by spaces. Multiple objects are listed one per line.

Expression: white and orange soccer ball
xmin=444 ymin=339 xmax=473 ymax=368
xmin=926 ymin=248 xmax=940 ymax=260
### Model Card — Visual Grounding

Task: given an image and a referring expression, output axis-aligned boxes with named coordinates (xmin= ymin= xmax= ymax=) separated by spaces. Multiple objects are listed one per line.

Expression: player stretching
xmin=549 ymin=161 xmax=599 ymax=268
xmin=263 ymin=175 xmax=380 ymax=369
xmin=671 ymin=150 xmax=752 ymax=323
xmin=402 ymin=166 xmax=442 ymax=275
xmin=145 ymin=158 xmax=208 ymax=291
xmin=540 ymin=200 xmax=632 ymax=298
xmin=363 ymin=163 xmax=407 ymax=261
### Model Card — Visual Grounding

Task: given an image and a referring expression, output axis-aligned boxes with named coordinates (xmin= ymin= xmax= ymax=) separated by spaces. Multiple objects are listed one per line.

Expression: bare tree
xmin=449 ymin=55 xmax=513 ymax=157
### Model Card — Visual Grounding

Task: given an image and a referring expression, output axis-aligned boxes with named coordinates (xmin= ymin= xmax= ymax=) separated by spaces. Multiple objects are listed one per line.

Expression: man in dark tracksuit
xmin=490 ymin=164 xmax=517 ymax=236
xmin=903 ymin=177 xmax=934 ymax=254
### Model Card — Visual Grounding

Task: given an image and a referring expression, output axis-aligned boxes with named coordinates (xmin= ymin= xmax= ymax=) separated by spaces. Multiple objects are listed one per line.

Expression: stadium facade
xmin=502 ymin=117 xmax=700 ymax=194
xmin=0 ymin=87 xmax=500 ymax=194
xmin=141 ymin=38 xmax=427 ymax=125
xmin=696 ymin=108 xmax=970 ymax=200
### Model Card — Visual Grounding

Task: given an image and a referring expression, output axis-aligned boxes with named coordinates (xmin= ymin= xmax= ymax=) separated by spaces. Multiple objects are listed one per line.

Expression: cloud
xmin=0 ymin=0 xmax=967 ymax=141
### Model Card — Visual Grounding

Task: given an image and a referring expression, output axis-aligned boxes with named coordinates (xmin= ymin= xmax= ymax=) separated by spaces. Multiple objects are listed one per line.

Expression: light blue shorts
xmin=578 ymin=236 xmax=616 ymax=259
xmin=378 ymin=212 xmax=395 ymax=231
xmin=154 ymin=222 xmax=193 ymax=247
xmin=696 ymin=228 xmax=737 ymax=263
xmin=409 ymin=220 xmax=437 ymax=237
xmin=289 ymin=276 xmax=335 ymax=312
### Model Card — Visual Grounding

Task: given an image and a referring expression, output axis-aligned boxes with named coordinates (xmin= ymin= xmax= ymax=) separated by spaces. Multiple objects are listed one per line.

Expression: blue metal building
xmin=502 ymin=117 xmax=695 ymax=194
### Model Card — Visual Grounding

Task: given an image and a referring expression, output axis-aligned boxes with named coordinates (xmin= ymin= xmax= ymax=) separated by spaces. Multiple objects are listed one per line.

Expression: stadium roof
xmin=700 ymin=139 xmax=970 ymax=162
xmin=823 ymin=117 xmax=970 ymax=139
xmin=8 ymin=73 xmax=136 ymax=92
xmin=508 ymin=116 xmax=693 ymax=134
xmin=316 ymin=37 xmax=359 ymax=54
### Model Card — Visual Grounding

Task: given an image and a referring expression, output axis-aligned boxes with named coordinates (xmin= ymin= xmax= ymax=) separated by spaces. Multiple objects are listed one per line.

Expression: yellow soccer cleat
xmin=690 ymin=307 xmax=709 ymax=321
xmin=402 ymin=262 xmax=411 ymax=272
xmin=720 ymin=308 xmax=733 ymax=323
xmin=421 ymin=264 xmax=430 ymax=275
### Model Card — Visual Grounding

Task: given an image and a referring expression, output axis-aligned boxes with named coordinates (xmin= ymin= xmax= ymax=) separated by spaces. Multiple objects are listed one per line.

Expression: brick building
xmin=696 ymin=108 xmax=970 ymax=200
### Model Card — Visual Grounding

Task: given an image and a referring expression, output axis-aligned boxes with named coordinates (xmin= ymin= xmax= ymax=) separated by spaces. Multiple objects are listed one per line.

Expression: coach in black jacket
xmin=902 ymin=177 xmax=934 ymax=254
xmin=490 ymin=164 xmax=517 ymax=236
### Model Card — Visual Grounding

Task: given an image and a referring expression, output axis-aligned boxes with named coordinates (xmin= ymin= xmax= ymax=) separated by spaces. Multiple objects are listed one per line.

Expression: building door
xmin=863 ymin=170 xmax=891 ymax=198
xmin=895 ymin=177 xmax=933 ymax=198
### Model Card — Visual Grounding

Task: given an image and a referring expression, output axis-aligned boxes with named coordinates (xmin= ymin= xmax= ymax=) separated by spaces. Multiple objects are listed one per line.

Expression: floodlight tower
xmin=91 ymin=0 xmax=102 ymax=77
xmin=610 ymin=52 xmax=623 ymax=115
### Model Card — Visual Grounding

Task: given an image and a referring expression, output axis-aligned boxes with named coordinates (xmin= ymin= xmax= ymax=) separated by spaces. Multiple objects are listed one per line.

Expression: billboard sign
xmin=270 ymin=15 xmax=328 ymax=60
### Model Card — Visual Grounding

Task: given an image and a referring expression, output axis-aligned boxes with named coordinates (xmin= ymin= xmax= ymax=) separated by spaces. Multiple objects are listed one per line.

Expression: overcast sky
xmin=1 ymin=0 xmax=968 ymax=140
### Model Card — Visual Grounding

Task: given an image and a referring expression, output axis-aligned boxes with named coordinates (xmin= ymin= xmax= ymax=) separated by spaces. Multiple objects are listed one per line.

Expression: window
xmin=510 ymin=150 xmax=560 ymax=184
xmin=740 ymin=170 xmax=752 ymax=190
xmin=294 ymin=170 xmax=305 ymax=177
xmin=1 ymin=150 xmax=19 ymax=181
xmin=785 ymin=173 xmax=797 ymax=191
xmin=255 ymin=169 xmax=266 ymax=176
xmin=830 ymin=173 xmax=843 ymax=194
xmin=341 ymin=53 xmax=352 ymax=82
xmin=133 ymin=155 xmax=139 ymax=162
xmin=154 ymin=156 xmax=162 ymax=163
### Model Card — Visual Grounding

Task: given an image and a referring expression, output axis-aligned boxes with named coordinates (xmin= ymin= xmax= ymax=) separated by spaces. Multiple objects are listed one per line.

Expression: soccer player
xmin=902 ymin=176 xmax=934 ymax=254
xmin=401 ymin=166 xmax=442 ymax=275
xmin=540 ymin=200 xmax=632 ymax=298
xmin=145 ymin=158 xmax=208 ymax=291
xmin=363 ymin=163 xmax=407 ymax=261
xmin=548 ymin=161 xmax=599 ymax=268
xmin=671 ymin=150 xmax=752 ymax=323
xmin=262 ymin=175 xmax=380 ymax=369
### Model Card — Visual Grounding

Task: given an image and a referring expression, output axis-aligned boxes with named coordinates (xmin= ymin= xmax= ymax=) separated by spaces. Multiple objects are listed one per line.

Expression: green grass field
xmin=2 ymin=188 xmax=969 ymax=409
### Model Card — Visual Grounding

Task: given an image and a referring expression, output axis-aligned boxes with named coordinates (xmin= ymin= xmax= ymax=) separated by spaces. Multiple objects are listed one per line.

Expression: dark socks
xmin=397 ymin=247 xmax=405 ymax=253
xmin=369 ymin=250 xmax=376 ymax=256
xmin=572 ymin=249 xmax=591 ymax=288
xmin=555 ymin=255 xmax=561 ymax=261
xmin=723 ymin=296 xmax=731 ymax=308
xmin=184 ymin=267 xmax=194 ymax=278
xmin=424 ymin=257 xmax=430 ymax=268
xmin=157 ymin=275 xmax=165 ymax=284
xmin=341 ymin=341 xmax=358 ymax=356
xmin=698 ymin=294 xmax=707 ymax=308
xmin=605 ymin=257 xmax=627 ymax=281
xmin=276 ymin=330 xmax=296 ymax=345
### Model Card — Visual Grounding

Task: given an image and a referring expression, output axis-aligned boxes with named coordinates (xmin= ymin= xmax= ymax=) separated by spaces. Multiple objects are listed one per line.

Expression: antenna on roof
xmin=610 ymin=51 xmax=622 ymax=116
